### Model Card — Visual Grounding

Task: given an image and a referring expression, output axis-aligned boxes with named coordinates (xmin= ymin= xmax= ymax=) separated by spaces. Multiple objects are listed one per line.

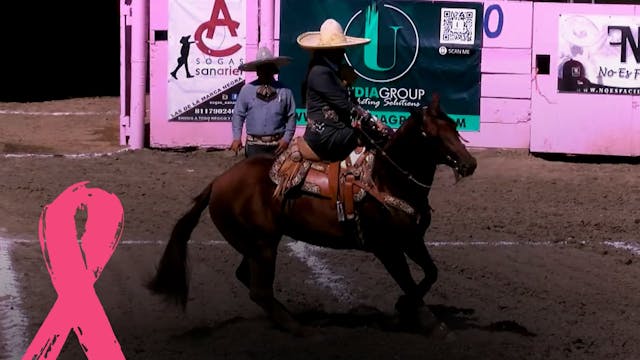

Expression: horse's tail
xmin=146 ymin=182 xmax=213 ymax=309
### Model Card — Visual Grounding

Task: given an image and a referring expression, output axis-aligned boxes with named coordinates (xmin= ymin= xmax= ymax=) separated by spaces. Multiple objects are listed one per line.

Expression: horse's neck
xmin=371 ymin=133 xmax=436 ymax=213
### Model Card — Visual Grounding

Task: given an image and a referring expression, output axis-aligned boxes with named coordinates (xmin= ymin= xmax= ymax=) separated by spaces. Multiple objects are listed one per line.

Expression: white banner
xmin=168 ymin=0 xmax=246 ymax=121
xmin=558 ymin=14 xmax=640 ymax=95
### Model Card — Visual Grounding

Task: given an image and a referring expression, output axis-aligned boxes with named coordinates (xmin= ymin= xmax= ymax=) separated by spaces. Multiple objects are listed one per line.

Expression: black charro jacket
xmin=304 ymin=56 xmax=354 ymax=128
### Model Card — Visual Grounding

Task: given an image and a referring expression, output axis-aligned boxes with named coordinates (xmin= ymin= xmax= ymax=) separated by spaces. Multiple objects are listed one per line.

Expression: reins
xmin=358 ymin=122 xmax=431 ymax=190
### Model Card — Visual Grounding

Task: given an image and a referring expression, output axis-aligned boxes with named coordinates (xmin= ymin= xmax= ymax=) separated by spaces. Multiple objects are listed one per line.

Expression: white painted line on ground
xmin=425 ymin=240 xmax=584 ymax=247
xmin=0 ymin=237 xmax=28 ymax=359
xmin=0 ymin=110 xmax=119 ymax=116
xmin=0 ymin=238 xmax=227 ymax=246
xmin=604 ymin=241 xmax=640 ymax=255
xmin=287 ymin=242 xmax=355 ymax=304
xmin=3 ymin=237 xmax=638 ymax=255
xmin=2 ymin=148 xmax=132 ymax=159
xmin=116 ymin=240 xmax=228 ymax=246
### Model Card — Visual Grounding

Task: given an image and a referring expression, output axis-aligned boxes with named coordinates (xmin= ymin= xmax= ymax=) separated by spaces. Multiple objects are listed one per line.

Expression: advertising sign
xmin=279 ymin=0 xmax=483 ymax=131
xmin=168 ymin=0 xmax=246 ymax=121
xmin=558 ymin=14 xmax=640 ymax=95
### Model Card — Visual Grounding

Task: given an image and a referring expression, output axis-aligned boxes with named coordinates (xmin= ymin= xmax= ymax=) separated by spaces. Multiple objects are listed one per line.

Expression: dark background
xmin=0 ymin=0 xmax=635 ymax=103
xmin=0 ymin=2 xmax=122 ymax=102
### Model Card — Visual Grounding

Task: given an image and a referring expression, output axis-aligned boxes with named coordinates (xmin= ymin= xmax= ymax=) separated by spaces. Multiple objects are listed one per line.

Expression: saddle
xmin=269 ymin=137 xmax=379 ymax=222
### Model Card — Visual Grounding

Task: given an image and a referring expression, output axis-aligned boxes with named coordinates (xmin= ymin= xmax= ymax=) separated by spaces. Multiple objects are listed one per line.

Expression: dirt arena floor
xmin=1 ymin=97 xmax=639 ymax=360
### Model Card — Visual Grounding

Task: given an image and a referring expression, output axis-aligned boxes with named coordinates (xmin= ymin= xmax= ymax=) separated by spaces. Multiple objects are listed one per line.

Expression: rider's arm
xmin=308 ymin=66 xmax=353 ymax=122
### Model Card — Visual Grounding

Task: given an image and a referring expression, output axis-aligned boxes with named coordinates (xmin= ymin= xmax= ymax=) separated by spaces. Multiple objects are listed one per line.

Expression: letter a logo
xmin=195 ymin=0 xmax=242 ymax=57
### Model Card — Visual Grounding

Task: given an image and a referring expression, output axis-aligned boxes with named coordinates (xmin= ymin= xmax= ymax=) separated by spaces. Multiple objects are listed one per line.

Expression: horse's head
xmin=410 ymin=94 xmax=477 ymax=179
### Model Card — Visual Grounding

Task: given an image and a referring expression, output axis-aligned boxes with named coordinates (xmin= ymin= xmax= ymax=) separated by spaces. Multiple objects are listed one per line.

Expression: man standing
xmin=230 ymin=47 xmax=297 ymax=157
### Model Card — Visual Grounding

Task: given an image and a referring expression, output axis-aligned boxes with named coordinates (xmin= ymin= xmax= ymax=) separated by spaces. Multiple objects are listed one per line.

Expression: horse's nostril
xmin=458 ymin=161 xmax=476 ymax=177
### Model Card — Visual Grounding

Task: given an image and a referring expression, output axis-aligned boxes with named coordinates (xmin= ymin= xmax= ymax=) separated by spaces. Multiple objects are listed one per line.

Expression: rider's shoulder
xmin=308 ymin=64 xmax=335 ymax=81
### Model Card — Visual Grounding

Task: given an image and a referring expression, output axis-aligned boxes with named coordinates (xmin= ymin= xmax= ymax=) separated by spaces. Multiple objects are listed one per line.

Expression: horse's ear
xmin=409 ymin=106 xmax=424 ymax=123
xmin=425 ymin=93 xmax=440 ymax=117
xmin=430 ymin=93 xmax=441 ymax=110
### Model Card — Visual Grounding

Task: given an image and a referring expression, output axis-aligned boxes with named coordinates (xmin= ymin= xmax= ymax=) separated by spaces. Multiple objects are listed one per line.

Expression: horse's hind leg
xmin=235 ymin=257 xmax=250 ymax=287
xmin=247 ymin=239 xmax=304 ymax=335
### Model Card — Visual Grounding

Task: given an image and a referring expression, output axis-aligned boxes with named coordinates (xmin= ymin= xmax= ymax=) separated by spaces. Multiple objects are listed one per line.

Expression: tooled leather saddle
xmin=269 ymin=137 xmax=411 ymax=222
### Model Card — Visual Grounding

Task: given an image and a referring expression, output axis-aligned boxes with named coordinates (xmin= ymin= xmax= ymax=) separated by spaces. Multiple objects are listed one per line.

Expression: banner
xmin=168 ymin=0 xmax=246 ymax=121
xmin=558 ymin=14 xmax=640 ymax=95
xmin=279 ymin=0 xmax=483 ymax=131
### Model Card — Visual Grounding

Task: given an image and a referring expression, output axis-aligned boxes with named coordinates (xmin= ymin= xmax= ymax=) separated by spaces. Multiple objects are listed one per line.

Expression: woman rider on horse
xmin=297 ymin=18 xmax=391 ymax=162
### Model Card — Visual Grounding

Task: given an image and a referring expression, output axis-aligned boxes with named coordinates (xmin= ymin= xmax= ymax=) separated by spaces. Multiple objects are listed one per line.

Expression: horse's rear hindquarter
xmin=208 ymin=156 xmax=283 ymax=242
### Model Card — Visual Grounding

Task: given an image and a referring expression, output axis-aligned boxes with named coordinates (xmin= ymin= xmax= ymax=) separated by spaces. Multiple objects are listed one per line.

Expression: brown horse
xmin=147 ymin=94 xmax=477 ymax=335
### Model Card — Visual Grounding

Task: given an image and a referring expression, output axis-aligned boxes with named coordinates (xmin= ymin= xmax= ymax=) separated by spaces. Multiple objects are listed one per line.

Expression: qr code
xmin=440 ymin=8 xmax=476 ymax=45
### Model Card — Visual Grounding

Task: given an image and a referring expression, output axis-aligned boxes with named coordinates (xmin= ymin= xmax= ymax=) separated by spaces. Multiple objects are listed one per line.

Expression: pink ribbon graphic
xmin=23 ymin=182 xmax=125 ymax=359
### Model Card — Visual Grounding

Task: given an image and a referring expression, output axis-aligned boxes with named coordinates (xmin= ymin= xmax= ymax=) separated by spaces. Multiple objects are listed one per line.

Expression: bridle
xmin=417 ymin=106 xmax=467 ymax=175
xmin=358 ymin=109 xmax=432 ymax=190
xmin=359 ymin=106 xmax=467 ymax=189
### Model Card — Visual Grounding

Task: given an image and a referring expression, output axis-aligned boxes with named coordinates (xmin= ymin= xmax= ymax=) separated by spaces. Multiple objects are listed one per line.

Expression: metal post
xmin=129 ymin=0 xmax=148 ymax=149
xmin=120 ymin=0 xmax=148 ymax=149
xmin=259 ymin=0 xmax=275 ymax=51
xmin=119 ymin=0 xmax=130 ymax=147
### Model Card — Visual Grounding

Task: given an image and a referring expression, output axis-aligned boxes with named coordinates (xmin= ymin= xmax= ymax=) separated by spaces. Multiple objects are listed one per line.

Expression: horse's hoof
xmin=412 ymin=306 xmax=455 ymax=342
xmin=444 ymin=329 xmax=458 ymax=343
xmin=415 ymin=306 xmax=440 ymax=330
xmin=430 ymin=322 xmax=456 ymax=342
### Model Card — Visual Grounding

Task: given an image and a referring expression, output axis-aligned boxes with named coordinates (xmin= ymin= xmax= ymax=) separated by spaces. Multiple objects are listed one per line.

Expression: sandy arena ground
xmin=0 ymin=97 xmax=639 ymax=360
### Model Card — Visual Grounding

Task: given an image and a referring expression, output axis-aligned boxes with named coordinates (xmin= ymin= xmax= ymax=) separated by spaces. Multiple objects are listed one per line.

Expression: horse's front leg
xmin=372 ymin=245 xmax=440 ymax=333
xmin=372 ymin=246 xmax=423 ymax=310
xmin=402 ymin=236 xmax=438 ymax=301
xmin=399 ymin=236 xmax=452 ymax=339
xmin=373 ymin=237 xmax=451 ymax=339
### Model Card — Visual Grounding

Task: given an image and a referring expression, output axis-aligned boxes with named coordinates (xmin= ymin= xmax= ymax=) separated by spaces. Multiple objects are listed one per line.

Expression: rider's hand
xmin=275 ymin=139 xmax=289 ymax=156
xmin=230 ymin=139 xmax=243 ymax=155
xmin=352 ymin=105 xmax=368 ymax=119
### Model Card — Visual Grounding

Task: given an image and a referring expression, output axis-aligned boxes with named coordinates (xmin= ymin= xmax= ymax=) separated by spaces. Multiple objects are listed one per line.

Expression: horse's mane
xmin=381 ymin=107 xmax=422 ymax=151
xmin=370 ymin=107 xmax=435 ymax=209
xmin=379 ymin=104 xmax=461 ymax=164
xmin=386 ymin=105 xmax=459 ymax=145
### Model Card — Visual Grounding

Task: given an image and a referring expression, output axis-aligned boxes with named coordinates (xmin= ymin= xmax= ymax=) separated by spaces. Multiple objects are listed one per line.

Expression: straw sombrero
xmin=238 ymin=46 xmax=292 ymax=72
xmin=559 ymin=15 xmax=604 ymax=48
xmin=297 ymin=19 xmax=370 ymax=49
